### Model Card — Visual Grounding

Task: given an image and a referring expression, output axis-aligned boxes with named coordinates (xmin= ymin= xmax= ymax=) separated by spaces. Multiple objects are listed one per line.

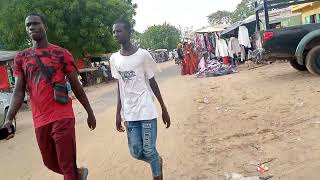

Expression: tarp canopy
xmin=221 ymin=7 xmax=301 ymax=39
xmin=0 ymin=51 xmax=18 ymax=62
xmin=196 ymin=24 xmax=229 ymax=33
xmin=154 ymin=49 xmax=168 ymax=52
xmin=220 ymin=15 xmax=256 ymax=39
xmin=90 ymin=55 xmax=108 ymax=62
xmin=79 ymin=67 xmax=98 ymax=73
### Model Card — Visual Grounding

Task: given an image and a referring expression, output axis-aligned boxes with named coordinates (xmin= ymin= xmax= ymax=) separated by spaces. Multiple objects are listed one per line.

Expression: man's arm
xmin=149 ymin=77 xmax=171 ymax=128
xmin=6 ymin=77 xmax=26 ymax=122
xmin=116 ymin=82 xmax=124 ymax=132
xmin=116 ymin=82 xmax=121 ymax=117
xmin=67 ymin=71 xmax=96 ymax=130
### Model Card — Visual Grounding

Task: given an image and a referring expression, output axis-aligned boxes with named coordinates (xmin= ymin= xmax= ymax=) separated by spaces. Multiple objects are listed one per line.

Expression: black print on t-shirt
xmin=119 ymin=71 xmax=136 ymax=82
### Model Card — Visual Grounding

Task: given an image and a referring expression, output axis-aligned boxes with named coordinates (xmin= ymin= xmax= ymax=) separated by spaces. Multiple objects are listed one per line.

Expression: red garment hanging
xmin=0 ymin=65 xmax=10 ymax=90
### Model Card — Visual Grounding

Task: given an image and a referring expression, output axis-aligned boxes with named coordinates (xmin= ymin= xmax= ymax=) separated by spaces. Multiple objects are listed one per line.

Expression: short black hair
xmin=114 ymin=18 xmax=132 ymax=34
xmin=26 ymin=13 xmax=47 ymax=25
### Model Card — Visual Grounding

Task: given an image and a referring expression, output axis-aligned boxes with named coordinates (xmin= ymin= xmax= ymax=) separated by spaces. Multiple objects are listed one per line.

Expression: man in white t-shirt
xmin=110 ymin=19 xmax=171 ymax=180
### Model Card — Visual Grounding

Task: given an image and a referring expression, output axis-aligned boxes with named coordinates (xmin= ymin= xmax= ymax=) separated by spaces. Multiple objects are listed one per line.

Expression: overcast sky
xmin=132 ymin=0 xmax=242 ymax=32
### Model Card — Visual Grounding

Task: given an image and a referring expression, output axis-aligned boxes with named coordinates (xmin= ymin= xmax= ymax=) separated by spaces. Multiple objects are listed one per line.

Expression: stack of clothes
xmin=196 ymin=58 xmax=237 ymax=78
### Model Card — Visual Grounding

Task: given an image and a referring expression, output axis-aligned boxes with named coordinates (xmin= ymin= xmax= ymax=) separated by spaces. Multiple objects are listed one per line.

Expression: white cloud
xmin=133 ymin=0 xmax=242 ymax=32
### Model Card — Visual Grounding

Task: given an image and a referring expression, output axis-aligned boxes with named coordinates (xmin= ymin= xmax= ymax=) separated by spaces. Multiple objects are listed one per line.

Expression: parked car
xmin=0 ymin=91 xmax=29 ymax=128
xmin=257 ymin=23 xmax=320 ymax=75
xmin=150 ymin=49 xmax=169 ymax=63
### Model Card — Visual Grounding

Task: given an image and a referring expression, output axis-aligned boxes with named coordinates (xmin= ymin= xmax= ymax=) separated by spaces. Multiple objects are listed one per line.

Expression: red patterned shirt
xmin=14 ymin=44 xmax=78 ymax=128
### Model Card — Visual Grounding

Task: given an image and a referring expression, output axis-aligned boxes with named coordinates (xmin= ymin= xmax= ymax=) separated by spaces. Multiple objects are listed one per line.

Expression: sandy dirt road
xmin=186 ymin=62 xmax=320 ymax=180
xmin=1 ymin=61 xmax=320 ymax=180
xmin=0 ymin=61 xmax=195 ymax=180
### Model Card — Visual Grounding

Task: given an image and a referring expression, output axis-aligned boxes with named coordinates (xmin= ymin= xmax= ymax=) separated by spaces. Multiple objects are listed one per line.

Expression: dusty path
xmin=1 ymin=61 xmax=320 ymax=180
xmin=186 ymin=62 xmax=320 ymax=180
xmin=0 ymin=61 xmax=195 ymax=180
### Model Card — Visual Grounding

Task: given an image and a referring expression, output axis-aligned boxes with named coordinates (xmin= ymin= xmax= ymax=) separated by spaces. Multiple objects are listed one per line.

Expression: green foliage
xmin=0 ymin=0 xmax=136 ymax=58
xmin=208 ymin=0 xmax=256 ymax=25
xmin=231 ymin=0 xmax=255 ymax=24
xmin=140 ymin=23 xmax=180 ymax=51
xmin=208 ymin=10 xmax=232 ymax=25
xmin=131 ymin=30 xmax=142 ymax=46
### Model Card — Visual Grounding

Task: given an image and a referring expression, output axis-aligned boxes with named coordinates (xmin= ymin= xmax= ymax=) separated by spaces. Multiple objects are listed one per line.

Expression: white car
xmin=0 ymin=92 xmax=28 ymax=128
xmin=0 ymin=92 xmax=12 ymax=127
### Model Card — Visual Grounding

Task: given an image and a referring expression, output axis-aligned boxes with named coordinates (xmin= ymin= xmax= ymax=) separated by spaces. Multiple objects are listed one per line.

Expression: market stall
xmin=0 ymin=51 xmax=17 ymax=91
xmin=195 ymin=24 xmax=228 ymax=53
xmin=150 ymin=49 xmax=169 ymax=63
xmin=77 ymin=54 xmax=114 ymax=86
xmin=220 ymin=15 xmax=256 ymax=39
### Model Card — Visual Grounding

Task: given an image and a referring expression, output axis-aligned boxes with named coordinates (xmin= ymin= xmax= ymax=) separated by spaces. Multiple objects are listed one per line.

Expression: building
xmin=259 ymin=7 xmax=302 ymax=28
xmin=292 ymin=2 xmax=320 ymax=24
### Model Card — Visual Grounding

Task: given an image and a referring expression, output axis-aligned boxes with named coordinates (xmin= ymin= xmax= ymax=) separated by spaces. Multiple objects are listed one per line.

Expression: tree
xmin=0 ymin=0 xmax=136 ymax=57
xmin=208 ymin=0 xmax=260 ymax=25
xmin=208 ymin=10 xmax=232 ymax=25
xmin=231 ymin=0 xmax=255 ymax=23
xmin=131 ymin=30 xmax=142 ymax=47
xmin=140 ymin=23 xmax=180 ymax=51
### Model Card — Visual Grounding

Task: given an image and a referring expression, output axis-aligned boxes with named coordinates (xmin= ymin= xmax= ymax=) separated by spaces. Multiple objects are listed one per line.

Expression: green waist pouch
xmin=53 ymin=83 xmax=69 ymax=104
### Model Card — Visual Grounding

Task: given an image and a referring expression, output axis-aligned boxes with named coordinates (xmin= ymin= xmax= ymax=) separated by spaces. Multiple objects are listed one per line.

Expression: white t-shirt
xmin=110 ymin=48 xmax=160 ymax=121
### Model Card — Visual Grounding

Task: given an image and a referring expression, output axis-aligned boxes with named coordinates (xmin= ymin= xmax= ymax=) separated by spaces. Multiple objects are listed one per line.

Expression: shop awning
xmin=89 ymin=54 xmax=110 ymax=62
xmin=78 ymin=67 xmax=98 ymax=73
xmin=196 ymin=24 xmax=229 ymax=33
xmin=220 ymin=15 xmax=256 ymax=39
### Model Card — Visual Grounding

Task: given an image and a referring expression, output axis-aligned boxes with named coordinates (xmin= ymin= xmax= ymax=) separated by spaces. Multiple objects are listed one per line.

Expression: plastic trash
xmin=225 ymin=173 xmax=273 ymax=180
xmin=257 ymin=164 xmax=269 ymax=173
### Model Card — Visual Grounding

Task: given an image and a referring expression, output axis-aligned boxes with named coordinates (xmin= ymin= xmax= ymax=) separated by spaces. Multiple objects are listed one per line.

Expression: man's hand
xmin=116 ymin=113 xmax=125 ymax=132
xmin=162 ymin=108 xmax=171 ymax=128
xmin=3 ymin=119 xmax=15 ymax=140
xmin=87 ymin=113 xmax=96 ymax=130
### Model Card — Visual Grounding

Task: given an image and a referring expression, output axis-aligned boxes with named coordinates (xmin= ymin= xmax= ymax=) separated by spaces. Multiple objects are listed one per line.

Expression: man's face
xmin=112 ymin=23 xmax=129 ymax=44
xmin=25 ymin=16 xmax=47 ymax=41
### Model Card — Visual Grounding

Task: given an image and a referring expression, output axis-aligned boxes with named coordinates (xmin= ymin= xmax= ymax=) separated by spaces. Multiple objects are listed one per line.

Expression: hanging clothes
xmin=0 ymin=65 xmax=10 ymax=90
xmin=228 ymin=40 xmax=234 ymax=59
xmin=201 ymin=34 xmax=206 ymax=49
xmin=238 ymin=26 xmax=251 ymax=48
xmin=209 ymin=33 xmax=216 ymax=52
xmin=205 ymin=33 xmax=212 ymax=52
xmin=198 ymin=56 xmax=207 ymax=72
xmin=228 ymin=37 xmax=241 ymax=58
xmin=240 ymin=45 xmax=246 ymax=62
xmin=216 ymin=39 xmax=229 ymax=58
xmin=196 ymin=34 xmax=202 ymax=49
xmin=215 ymin=39 xmax=220 ymax=58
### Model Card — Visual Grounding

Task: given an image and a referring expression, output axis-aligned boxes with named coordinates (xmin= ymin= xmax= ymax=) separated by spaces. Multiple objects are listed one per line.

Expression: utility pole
xmin=255 ymin=1 xmax=261 ymax=31
xmin=263 ymin=0 xmax=270 ymax=29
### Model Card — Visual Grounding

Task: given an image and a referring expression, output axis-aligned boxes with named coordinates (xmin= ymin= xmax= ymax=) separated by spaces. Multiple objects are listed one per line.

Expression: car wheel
xmin=289 ymin=59 xmax=308 ymax=71
xmin=306 ymin=45 xmax=320 ymax=75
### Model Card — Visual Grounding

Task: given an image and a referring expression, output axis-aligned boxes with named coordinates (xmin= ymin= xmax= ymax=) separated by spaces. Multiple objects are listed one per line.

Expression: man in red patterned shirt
xmin=3 ymin=13 xmax=96 ymax=180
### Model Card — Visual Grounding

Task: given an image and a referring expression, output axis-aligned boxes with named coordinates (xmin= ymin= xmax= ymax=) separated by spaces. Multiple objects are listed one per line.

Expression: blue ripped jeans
xmin=125 ymin=119 xmax=161 ymax=177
